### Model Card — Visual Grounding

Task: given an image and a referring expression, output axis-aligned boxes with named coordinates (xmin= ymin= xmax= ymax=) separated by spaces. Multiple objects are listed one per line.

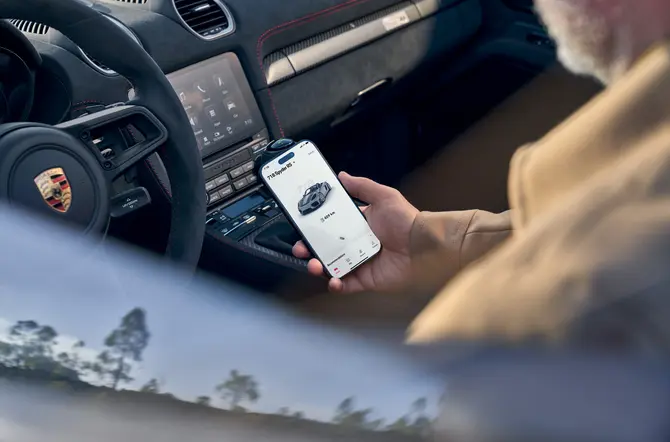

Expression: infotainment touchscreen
xmin=166 ymin=53 xmax=263 ymax=158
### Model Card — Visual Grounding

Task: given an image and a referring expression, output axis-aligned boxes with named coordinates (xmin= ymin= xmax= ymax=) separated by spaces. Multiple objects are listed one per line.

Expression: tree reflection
xmin=0 ymin=320 xmax=79 ymax=381
xmin=88 ymin=308 xmax=150 ymax=390
xmin=216 ymin=369 xmax=260 ymax=412
xmin=195 ymin=395 xmax=212 ymax=406
xmin=0 ymin=311 xmax=434 ymax=439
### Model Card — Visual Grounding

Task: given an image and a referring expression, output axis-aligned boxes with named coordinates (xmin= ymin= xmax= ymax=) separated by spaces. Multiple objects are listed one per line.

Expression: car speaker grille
xmin=8 ymin=19 xmax=50 ymax=35
xmin=173 ymin=0 xmax=234 ymax=39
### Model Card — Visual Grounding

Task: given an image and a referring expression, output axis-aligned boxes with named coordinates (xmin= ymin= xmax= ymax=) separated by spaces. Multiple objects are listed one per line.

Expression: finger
xmin=306 ymin=258 xmax=324 ymax=277
xmin=359 ymin=205 xmax=370 ymax=214
xmin=292 ymin=241 xmax=311 ymax=259
xmin=328 ymin=278 xmax=344 ymax=293
xmin=327 ymin=273 xmax=368 ymax=294
xmin=339 ymin=172 xmax=391 ymax=204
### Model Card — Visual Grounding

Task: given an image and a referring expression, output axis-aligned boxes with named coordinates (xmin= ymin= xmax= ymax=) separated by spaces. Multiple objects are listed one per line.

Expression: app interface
xmin=263 ymin=142 xmax=380 ymax=278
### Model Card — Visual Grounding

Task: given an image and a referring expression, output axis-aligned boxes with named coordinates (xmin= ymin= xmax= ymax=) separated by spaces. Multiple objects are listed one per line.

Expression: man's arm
xmin=410 ymin=210 xmax=512 ymax=290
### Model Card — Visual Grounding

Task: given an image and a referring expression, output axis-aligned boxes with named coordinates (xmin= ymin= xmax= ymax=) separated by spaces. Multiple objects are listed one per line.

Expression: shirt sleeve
xmin=409 ymin=210 xmax=512 ymax=291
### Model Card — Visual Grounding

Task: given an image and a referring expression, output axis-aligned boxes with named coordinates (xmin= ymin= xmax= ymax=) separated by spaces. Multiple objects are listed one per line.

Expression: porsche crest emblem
xmin=34 ymin=168 xmax=72 ymax=213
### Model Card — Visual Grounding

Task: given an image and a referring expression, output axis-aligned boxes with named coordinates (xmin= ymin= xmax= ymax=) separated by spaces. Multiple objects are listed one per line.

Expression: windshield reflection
xmin=0 ymin=209 xmax=443 ymax=440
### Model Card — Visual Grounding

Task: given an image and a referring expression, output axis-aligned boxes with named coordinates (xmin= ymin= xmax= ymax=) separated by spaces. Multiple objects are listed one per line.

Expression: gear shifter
xmin=253 ymin=138 xmax=297 ymax=175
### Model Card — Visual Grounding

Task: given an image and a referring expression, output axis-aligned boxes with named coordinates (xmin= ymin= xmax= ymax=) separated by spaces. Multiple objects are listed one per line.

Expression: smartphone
xmin=261 ymin=140 xmax=381 ymax=279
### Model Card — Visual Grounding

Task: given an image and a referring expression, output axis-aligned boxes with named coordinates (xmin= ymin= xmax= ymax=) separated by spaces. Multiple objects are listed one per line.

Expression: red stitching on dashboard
xmin=256 ymin=0 xmax=374 ymax=137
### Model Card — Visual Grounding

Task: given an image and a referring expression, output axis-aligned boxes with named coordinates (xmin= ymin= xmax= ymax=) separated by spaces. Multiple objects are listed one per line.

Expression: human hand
xmin=293 ymin=172 xmax=419 ymax=293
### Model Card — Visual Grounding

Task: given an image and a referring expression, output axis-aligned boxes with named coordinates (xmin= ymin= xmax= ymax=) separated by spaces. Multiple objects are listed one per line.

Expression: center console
xmin=167 ymin=53 xmax=269 ymax=206
xmin=167 ymin=53 xmax=305 ymax=273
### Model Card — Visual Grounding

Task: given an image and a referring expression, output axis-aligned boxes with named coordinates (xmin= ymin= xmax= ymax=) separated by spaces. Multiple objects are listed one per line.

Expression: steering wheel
xmin=0 ymin=0 xmax=206 ymax=269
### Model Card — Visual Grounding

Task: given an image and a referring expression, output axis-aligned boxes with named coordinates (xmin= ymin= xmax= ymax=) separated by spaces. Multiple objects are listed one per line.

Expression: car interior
xmin=0 ymin=0 xmax=602 ymax=314
xmin=5 ymin=1 xmax=667 ymax=439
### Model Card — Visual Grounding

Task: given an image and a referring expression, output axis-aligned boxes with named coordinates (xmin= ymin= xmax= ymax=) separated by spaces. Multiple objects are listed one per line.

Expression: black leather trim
xmin=144 ymin=153 xmax=172 ymax=200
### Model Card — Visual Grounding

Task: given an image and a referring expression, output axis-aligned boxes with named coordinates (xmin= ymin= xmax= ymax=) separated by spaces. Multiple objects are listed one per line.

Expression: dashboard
xmin=0 ymin=0 xmax=484 ymax=259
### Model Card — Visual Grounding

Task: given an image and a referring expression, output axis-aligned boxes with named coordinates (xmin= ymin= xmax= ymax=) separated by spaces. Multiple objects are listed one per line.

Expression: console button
xmin=243 ymin=161 xmax=255 ymax=172
xmin=251 ymin=142 xmax=266 ymax=153
xmin=208 ymin=191 xmax=222 ymax=205
xmin=204 ymin=150 xmax=252 ymax=180
xmin=215 ymin=174 xmax=230 ymax=186
xmin=233 ymin=177 xmax=248 ymax=190
xmin=219 ymin=186 xmax=233 ymax=199
xmin=205 ymin=180 xmax=217 ymax=192
xmin=247 ymin=174 xmax=258 ymax=185
xmin=230 ymin=166 xmax=245 ymax=179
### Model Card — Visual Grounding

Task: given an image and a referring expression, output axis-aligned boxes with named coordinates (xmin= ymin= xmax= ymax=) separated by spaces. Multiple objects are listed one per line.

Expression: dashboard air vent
xmin=173 ymin=0 xmax=235 ymax=40
xmin=8 ymin=19 xmax=50 ymax=35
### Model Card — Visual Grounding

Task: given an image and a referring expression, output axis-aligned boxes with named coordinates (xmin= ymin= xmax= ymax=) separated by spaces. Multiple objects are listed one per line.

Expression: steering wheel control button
xmin=110 ymin=187 xmax=151 ymax=218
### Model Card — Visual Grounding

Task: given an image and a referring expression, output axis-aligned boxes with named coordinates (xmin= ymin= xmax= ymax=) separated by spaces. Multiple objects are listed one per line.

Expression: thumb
xmin=339 ymin=172 xmax=389 ymax=204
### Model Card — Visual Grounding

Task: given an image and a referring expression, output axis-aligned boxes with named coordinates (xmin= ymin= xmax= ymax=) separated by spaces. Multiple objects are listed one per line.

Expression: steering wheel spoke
xmin=57 ymin=104 xmax=168 ymax=181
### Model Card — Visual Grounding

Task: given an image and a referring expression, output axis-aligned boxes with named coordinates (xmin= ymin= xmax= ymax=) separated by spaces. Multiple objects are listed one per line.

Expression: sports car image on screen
xmin=298 ymin=182 xmax=332 ymax=215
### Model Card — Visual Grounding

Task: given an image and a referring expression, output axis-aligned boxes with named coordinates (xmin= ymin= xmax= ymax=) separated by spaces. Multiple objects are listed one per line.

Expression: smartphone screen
xmin=261 ymin=141 xmax=381 ymax=279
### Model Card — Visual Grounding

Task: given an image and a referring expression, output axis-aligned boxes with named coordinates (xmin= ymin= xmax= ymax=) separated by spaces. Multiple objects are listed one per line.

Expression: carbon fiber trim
xmin=263 ymin=1 xmax=420 ymax=86
xmin=263 ymin=51 xmax=296 ymax=85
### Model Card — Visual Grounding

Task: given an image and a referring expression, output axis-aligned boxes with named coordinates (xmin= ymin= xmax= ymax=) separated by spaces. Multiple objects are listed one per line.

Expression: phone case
xmin=259 ymin=140 xmax=381 ymax=279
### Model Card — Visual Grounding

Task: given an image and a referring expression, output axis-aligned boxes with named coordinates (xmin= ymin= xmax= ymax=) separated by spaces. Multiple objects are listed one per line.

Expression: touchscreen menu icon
xmin=189 ymin=115 xmax=200 ymax=128
xmin=206 ymin=106 xmax=219 ymax=120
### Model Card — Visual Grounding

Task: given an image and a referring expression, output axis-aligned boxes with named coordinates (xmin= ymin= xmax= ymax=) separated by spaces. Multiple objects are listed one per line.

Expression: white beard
xmin=535 ymin=0 xmax=617 ymax=84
